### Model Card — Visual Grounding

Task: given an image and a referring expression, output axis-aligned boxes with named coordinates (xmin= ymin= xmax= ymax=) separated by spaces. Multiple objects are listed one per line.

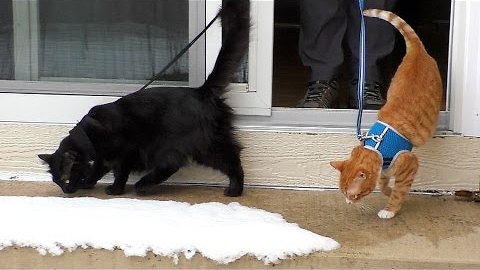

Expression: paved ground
xmin=0 ymin=181 xmax=479 ymax=269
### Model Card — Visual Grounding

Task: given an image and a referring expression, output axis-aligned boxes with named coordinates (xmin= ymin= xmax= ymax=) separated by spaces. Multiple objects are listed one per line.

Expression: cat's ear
xmin=330 ymin=161 xmax=345 ymax=172
xmin=38 ymin=154 xmax=52 ymax=164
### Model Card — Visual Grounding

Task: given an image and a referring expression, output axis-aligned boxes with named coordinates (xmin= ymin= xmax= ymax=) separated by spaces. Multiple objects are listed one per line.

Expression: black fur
xmin=38 ymin=0 xmax=250 ymax=196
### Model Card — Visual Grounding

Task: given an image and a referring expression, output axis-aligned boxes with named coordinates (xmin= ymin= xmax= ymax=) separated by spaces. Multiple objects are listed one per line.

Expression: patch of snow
xmin=0 ymin=196 xmax=339 ymax=264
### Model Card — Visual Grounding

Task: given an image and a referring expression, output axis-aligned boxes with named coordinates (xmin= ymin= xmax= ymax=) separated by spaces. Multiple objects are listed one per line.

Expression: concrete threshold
xmin=0 ymin=181 xmax=479 ymax=269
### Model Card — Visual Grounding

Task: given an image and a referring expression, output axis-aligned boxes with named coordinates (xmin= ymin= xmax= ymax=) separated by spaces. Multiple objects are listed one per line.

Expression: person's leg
xmin=346 ymin=0 xmax=398 ymax=109
xmin=297 ymin=0 xmax=348 ymax=108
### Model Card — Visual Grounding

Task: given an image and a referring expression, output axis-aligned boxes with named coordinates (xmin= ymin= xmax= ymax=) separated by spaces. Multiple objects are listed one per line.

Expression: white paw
xmin=377 ymin=209 xmax=395 ymax=219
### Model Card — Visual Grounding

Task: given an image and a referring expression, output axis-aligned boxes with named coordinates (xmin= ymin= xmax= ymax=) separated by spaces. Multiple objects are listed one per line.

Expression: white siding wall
xmin=1 ymin=123 xmax=479 ymax=191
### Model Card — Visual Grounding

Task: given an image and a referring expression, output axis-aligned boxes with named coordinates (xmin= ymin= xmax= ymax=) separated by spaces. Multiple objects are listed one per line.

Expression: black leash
xmin=139 ymin=13 xmax=221 ymax=91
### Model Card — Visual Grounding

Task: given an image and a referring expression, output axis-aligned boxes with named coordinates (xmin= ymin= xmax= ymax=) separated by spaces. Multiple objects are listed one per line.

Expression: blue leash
xmin=356 ymin=0 xmax=366 ymax=141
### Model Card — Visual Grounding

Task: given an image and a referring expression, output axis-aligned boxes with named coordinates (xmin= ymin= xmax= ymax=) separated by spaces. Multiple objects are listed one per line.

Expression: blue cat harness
xmin=355 ymin=0 xmax=412 ymax=169
xmin=363 ymin=120 xmax=413 ymax=170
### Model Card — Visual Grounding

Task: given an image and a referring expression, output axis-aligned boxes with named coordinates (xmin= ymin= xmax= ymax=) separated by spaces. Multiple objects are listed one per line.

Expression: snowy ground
xmin=0 ymin=196 xmax=339 ymax=264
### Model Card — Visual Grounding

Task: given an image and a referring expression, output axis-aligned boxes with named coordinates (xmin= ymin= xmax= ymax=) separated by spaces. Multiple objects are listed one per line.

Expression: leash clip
xmin=359 ymin=133 xmax=383 ymax=143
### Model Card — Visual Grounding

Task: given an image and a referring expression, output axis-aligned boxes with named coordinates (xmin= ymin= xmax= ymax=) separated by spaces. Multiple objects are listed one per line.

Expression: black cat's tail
xmin=201 ymin=0 xmax=250 ymax=97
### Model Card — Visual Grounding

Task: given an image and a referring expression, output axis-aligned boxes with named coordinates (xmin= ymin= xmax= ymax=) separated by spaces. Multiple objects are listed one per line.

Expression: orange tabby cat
xmin=330 ymin=9 xmax=442 ymax=219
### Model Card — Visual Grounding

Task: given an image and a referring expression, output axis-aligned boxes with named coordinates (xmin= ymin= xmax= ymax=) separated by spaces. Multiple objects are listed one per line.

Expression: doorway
xmin=272 ymin=0 xmax=451 ymax=109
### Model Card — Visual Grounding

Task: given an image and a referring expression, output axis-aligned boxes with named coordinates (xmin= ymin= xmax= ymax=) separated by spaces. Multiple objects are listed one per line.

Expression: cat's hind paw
xmin=377 ymin=209 xmax=395 ymax=219
xmin=224 ymin=186 xmax=243 ymax=197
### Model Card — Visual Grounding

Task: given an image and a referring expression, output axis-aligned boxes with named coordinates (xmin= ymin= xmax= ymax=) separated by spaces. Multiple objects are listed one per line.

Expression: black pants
xmin=299 ymin=0 xmax=398 ymax=83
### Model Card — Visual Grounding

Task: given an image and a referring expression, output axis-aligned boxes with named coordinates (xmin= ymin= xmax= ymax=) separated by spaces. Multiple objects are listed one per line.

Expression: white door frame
xmin=205 ymin=0 xmax=273 ymax=116
xmin=449 ymin=0 xmax=480 ymax=137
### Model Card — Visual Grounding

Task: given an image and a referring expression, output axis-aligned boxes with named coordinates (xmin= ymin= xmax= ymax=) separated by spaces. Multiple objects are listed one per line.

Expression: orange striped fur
xmin=330 ymin=9 xmax=442 ymax=219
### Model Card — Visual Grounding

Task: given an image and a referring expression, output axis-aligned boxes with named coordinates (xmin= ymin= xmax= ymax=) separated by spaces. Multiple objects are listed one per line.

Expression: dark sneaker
xmin=296 ymin=80 xmax=339 ymax=108
xmin=349 ymin=79 xmax=386 ymax=110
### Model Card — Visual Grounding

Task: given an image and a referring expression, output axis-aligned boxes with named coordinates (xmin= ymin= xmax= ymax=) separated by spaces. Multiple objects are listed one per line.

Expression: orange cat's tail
xmin=363 ymin=9 xmax=421 ymax=51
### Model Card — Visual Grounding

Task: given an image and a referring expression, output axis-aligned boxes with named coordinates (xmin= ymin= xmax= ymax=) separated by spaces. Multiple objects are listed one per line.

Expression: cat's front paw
xmin=105 ymin=185 xmax=125 ymax=195
xmin=377 ymin=209 xmax=396 ymax=219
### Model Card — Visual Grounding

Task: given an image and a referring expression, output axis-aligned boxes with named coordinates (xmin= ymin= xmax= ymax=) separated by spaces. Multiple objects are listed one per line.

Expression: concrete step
xmin=0 ymin=181 xmax=479 ymax=268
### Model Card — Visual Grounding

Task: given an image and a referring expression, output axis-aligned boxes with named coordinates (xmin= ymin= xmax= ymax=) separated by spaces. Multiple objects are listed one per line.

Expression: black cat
xmin=38 ymin=0 xmax=249 ymax=196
